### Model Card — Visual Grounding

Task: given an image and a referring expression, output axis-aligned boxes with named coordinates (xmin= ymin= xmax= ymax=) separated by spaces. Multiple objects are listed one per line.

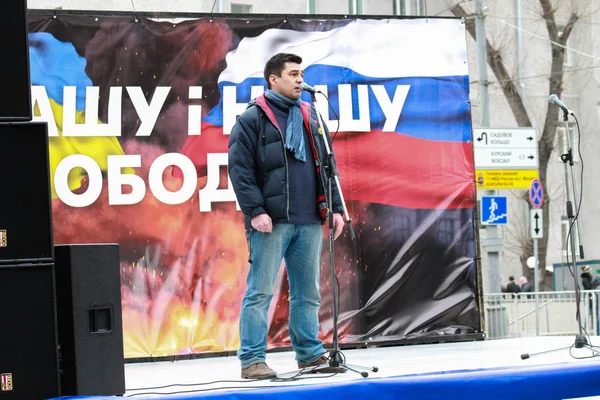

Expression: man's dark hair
xmin=509 ymin=276 xmax=515 ymax=281
xmin=264 ymin=53 xmax=302 ymax=89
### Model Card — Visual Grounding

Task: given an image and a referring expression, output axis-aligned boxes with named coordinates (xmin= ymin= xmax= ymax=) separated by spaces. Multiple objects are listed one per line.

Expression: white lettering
xmin=371 ymin=85 xmax=410 ymax=132
xmin=107 ymin=155 xmax=145 ymax=205
xmin=55 ymin=155 xmax=103 ymax=207
xmin=31 ymin=86 xmax=59 ymax=137
xmin=31 ymin=82 xmax=407 ymax=139
xmin=127 ymin=87 xmax=171 ymax=136
xmin=338 ymin=84 xmax=370 ymax=132
xmin=188 ymin=86 xmax=203 ymax=136
xmin=63 ymin=86 xmax=122 ymax=136
xmin=149 ymin=153 xmax=197 ymax=204
xmin=313 ymin=85 xmax=338 ymax=132
xmin=198 ymin=153 xmax=240 ymax=212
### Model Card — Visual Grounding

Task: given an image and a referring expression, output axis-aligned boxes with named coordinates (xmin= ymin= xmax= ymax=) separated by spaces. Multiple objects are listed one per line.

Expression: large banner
xmin=28 ymin=14 xmax=480 ymax=358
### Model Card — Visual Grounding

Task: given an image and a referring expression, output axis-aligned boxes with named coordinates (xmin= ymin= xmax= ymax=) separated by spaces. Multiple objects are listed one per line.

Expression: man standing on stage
xmin=228 ymin=52 xmax=345 ymax=379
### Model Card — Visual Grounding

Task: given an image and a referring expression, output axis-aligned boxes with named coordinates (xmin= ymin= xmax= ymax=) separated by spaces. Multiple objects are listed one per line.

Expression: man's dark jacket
xmin=506 ymin=282 xmax=521 ymax=293
xmin=582 ymin=272 xmax=594 ymax=290
xmin=228 ymin=93 xmax=343 ymax=230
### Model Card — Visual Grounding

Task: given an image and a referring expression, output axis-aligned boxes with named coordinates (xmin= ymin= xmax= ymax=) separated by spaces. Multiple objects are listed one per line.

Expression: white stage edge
xmin=123 ymin=336 xmax=600 ymax=398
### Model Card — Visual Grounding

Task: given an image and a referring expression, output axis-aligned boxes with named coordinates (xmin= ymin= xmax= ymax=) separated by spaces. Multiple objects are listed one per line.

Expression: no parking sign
xmin=529 ymin=179 xmax=543 ymax=209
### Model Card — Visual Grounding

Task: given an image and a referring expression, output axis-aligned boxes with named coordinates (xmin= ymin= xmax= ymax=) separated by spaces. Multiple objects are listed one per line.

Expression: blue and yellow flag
xmin=29 ymin=32 xmax=132 ymax=198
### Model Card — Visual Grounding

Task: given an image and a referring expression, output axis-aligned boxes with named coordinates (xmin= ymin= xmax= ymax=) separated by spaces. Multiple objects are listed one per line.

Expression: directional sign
xmin=474 ymin=148 xmax=538 ymax=169
xmin=473 ymin=128 xmax=538 ymax=169
xmin=473 ymin=128 xmax=537 ymax=149
xmin=530 ymin=209 xmax=543 ymax=238
xmin=529 ymin=178 xmax=544 ymax=209
xmin=476 ymin=169 xmax=539 ymax=189
xmin=481 ymin=196 xmax=507 ymax=225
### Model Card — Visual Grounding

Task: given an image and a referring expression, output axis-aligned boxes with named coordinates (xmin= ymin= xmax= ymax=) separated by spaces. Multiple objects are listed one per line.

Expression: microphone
xmin=549 ymin=94 xmax=574 ymax=115
xmin=299 ymin=82 xmax=320 ymax=94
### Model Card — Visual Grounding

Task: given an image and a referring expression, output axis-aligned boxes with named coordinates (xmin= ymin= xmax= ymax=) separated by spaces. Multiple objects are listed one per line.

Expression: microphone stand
xmin=521 ymin=108 xmax=597 ymax=360
xmin=307 ymin=89 xmax=378 ymax=377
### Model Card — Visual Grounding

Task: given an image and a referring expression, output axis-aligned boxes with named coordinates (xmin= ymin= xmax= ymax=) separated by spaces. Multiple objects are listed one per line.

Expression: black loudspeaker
xmin=0 ymin=0 xmax=32 ymax=121
xmin=0 ymin=122 xmax=53 ymax=264
xmin=0 ymin=263 xmax=60 ymax=398
xmin=54 ymin=244 xmax=126 ymax=396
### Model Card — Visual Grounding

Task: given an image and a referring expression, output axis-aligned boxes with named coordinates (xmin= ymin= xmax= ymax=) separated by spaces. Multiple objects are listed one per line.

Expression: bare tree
xmin=450 ymin=0 xmax=583 ymax=289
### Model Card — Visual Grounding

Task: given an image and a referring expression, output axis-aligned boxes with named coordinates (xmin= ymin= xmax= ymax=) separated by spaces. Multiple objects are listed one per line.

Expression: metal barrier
xmin=483 ymin=290 xmax=599 ymax=339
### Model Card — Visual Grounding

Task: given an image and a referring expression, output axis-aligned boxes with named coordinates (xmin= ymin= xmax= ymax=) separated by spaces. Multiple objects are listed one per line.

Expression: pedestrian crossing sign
xmin=481 ymin=196 xmax=507 ymax=225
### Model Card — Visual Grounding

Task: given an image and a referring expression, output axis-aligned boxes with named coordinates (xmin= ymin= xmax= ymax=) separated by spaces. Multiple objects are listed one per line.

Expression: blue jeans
xmin=238 ymin=223 xmax=325 ymax=368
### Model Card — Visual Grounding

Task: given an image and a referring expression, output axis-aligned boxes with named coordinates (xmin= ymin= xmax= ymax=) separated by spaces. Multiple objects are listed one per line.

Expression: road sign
xmin=473 ymin=128 xmax=538 ymax=169
xmin=475 ymin=169 xmax=539 ymax=189
xmin=530 ymin=209 xmax=543 ymax=238
xmin=473 ymin=128 xmax=537 ymax=149
xmin=474 ymin=148 xmax=538 ymax=169
xmin=529 ymin=178 xmax=543 ymax=209
xmin=481 ymin=196 xmax=507 ymax=225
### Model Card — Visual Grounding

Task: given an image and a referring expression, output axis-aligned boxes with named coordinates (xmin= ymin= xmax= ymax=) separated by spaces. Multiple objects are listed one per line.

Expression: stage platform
xmin=52 ymin=336 xmax=600 ymax=400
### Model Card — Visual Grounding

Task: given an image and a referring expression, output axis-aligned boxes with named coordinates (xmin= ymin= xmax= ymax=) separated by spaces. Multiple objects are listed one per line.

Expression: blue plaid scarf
xmin=265 ymin=89 xmax=306 ymax=162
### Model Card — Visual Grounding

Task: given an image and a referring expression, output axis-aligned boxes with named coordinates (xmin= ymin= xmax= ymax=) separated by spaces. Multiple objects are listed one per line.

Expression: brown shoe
xmin=241 ymin=362 xmax=277 ymax=379
xmin=298 ymin=355 xmax=346 ymax=373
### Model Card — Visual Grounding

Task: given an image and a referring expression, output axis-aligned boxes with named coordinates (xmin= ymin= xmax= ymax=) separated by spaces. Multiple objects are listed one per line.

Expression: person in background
xmin=520 ymin=276 xmax=533 ymax=299
xmin=581 ymin=265 xmax=594 ymax=290
xmin=592 ymin=273 xmax=600 ymax=290
xmin=506 ymin=276 xmax=521 ymax=295
xmin=580 ymin=265 xmax=596 ymax=326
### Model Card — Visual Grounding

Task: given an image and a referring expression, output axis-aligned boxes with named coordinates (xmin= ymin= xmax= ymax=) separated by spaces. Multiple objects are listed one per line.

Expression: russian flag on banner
xmin=179 ymin=18 xmax=475 ymax=210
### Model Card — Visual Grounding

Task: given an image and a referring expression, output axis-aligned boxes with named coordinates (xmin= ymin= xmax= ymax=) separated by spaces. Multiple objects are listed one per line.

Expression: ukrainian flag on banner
xmin=29 ymin=32 xmax=131 ymax=199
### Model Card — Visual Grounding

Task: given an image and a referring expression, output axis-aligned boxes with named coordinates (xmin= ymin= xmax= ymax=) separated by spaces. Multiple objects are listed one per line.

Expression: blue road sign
xmin=481 ymin=196 xmax=508 ymax=225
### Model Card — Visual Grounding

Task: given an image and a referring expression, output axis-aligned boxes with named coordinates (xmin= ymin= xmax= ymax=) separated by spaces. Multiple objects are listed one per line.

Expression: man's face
xmin=269 ymin=62 xmax=304 ymax=100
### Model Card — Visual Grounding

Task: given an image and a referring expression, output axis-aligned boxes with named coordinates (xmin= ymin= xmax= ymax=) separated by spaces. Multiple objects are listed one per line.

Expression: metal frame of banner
xmin=28 ymin=9 xmax=459 ymax=21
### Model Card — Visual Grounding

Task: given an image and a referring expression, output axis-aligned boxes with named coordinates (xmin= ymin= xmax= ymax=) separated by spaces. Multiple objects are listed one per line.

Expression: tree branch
xmin=560 ymin=12 xmax=579 ymax=44
xmin=540 ymin=0 xmax=559 ymax=42
xmin=450 ymin=4 xmax=532 ymax=127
